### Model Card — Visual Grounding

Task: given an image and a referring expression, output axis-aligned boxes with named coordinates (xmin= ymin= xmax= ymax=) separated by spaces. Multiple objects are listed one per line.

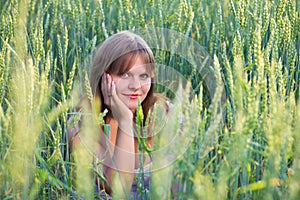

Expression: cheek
xmin=142 ymin=83 xmax=151 ymax=95
xmin=111 ymin=77 xmax=123 ymax=91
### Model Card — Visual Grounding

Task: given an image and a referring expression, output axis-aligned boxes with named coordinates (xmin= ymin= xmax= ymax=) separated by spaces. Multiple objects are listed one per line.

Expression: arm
xmin=99 ymin=73 xmax=136 ymax=196
xmin=101 ymin=120 xmax=135 ymax=195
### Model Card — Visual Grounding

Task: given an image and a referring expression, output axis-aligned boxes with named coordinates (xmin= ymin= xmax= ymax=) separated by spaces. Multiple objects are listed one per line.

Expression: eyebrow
xmin=127 ymin=67 xmax=149 ymax=73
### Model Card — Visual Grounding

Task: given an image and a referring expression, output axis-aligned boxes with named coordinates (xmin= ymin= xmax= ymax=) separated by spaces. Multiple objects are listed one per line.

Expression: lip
xmin=125 ymin=94 xmax=141 ymax=99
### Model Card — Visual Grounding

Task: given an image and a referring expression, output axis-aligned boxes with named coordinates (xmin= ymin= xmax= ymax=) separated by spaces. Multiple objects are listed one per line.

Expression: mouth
xmin=125 ymin=94 xmax=141 ymax=99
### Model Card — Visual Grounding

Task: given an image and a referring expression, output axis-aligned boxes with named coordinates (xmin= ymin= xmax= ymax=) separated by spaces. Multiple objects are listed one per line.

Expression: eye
xmin=140 ymin=73 xmax=149 ymax=79
xmin=121 ymin=72 xmax=129 ymax=78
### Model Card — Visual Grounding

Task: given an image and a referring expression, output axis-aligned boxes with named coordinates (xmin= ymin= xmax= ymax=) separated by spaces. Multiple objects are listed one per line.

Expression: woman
xmin=69 ymin=31 xmax=170 ymax=199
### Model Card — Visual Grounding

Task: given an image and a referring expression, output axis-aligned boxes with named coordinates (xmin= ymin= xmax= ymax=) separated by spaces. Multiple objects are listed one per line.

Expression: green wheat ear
xmin=0 ymin=0 xmax=299 ymax=198
xmin=136 ymin=98 xmax=144 ymax=127
xmin=96 ymin=108 xmax=108 ymax=126
xmin=135 ymin=97 xmax=149 ymax=148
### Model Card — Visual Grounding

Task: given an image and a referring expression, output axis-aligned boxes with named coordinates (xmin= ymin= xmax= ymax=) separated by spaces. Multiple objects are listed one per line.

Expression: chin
xmin=128 ymin=105 xmax=138 ymax=111
xmin=125 ymin=98 xmax=145 ymax=112
xmin=127 ymin=102 xmax=139 ymax=111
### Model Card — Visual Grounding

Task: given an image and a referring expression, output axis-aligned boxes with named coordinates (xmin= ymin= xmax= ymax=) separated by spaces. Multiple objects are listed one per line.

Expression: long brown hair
xmin=89 ymin=31 xmax=161 ymax=123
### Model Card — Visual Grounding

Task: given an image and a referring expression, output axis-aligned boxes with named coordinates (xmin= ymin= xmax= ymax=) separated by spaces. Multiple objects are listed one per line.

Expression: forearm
xmin=113 ymin=125 xmax=135 ymax=170
xmin=104 ymin=120 xmax=135 ymax=194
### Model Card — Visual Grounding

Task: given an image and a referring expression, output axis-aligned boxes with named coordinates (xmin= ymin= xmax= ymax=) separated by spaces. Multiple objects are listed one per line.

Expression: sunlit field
xmin=0 ymin=0 xmax=299 ymax=199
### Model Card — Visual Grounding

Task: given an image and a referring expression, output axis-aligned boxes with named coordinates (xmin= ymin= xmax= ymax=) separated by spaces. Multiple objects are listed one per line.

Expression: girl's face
xmin=110 ymin=56 xmax=152 ymax=112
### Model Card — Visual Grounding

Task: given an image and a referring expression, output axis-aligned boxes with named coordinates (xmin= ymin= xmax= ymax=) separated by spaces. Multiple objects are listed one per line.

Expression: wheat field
xmin=0 ymin=0 xmax=299 ymax=199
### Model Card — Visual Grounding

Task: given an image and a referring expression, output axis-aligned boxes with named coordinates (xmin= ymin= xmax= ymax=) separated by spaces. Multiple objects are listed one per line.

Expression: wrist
xmin=117 ymin=114 xmax=133 ymax=126
xmin=118 ymin=119 xmax=133 ymax=135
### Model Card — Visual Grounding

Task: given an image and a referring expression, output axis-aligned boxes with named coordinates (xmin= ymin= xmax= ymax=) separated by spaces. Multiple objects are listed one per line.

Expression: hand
xmin=101 ymin=73 xmax=133 ymax=126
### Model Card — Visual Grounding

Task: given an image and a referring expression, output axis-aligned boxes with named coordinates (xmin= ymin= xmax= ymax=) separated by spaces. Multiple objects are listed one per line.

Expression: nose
xmin=128 ymin=77 xmax=141 ymax=90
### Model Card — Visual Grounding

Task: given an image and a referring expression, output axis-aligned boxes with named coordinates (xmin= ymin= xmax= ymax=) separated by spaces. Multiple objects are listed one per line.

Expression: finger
xmin=107 ymin=74 xmax=112 ymax=97
xmin=111 ymin=80 xmax=116 ymax=97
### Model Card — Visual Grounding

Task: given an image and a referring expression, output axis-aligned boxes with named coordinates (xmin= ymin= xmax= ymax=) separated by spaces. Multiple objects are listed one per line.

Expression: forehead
xmin=127 ymin=56 xmax=148 ymax=72
xmin=108 ymin=51 xmax=154 ymax=75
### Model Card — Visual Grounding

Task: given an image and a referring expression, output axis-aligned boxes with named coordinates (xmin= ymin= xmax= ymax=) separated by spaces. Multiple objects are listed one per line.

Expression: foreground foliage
xmin=0 ymin=0 xmax=299 ymax=199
